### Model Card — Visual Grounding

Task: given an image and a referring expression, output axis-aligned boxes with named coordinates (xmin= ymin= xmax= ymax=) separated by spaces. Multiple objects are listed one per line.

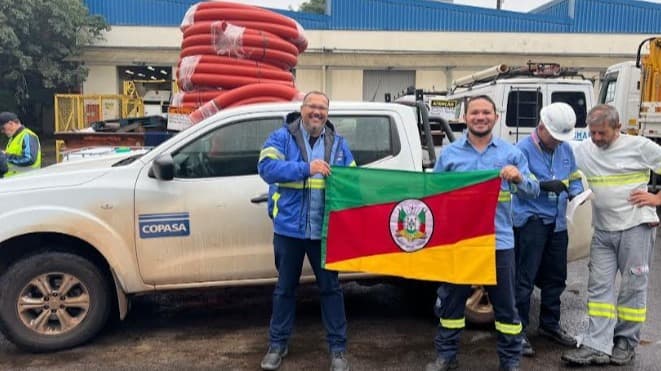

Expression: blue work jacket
xmin=513 ymin=133 xmax=583 ymax=231
xmin=258 ymin=119 xmax=355 ymax=240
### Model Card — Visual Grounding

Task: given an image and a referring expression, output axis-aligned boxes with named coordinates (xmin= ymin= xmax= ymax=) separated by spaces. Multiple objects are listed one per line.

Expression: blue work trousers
xmin=514 ymin=217 xmax=568 ymax=330
xmin=268 ymin=233 xmax=347 ymax=352
xmin=434 ymin=249 xmax=522 ymax=368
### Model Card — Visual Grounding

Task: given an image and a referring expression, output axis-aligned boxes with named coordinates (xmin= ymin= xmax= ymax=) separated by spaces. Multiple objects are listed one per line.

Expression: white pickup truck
xmin=0 ymin=101 xmax=591 ymax=352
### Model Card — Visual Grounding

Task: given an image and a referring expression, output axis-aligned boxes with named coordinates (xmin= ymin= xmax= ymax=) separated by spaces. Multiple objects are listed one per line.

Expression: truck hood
xmin=0 ymin=153 xmax=138 ymax=192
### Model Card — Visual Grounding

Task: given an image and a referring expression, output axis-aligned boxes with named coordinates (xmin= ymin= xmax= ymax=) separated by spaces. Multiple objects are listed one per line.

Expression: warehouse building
xmin=82 ymin=0 xmax=661 ymax=103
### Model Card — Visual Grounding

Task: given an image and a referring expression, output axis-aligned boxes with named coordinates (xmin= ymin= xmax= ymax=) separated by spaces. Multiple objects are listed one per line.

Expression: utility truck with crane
xmin=599 ymin=37 xmax=661 ymax=139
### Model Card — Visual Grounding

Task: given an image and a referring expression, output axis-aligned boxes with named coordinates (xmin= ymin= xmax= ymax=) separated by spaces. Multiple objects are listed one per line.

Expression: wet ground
xmin=3 ymin=147 xmax=661 ymax=369
xmin=1 ymin=241 xmax=660 ymax=370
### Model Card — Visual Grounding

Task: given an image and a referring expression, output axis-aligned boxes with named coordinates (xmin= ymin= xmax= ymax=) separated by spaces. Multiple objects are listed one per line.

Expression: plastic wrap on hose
xmin=181 ymin=21 xmax=300 ymax=56
xmin=175 ymin=1 xmax=307 ymax=122
xmin=180 ymin=45 xmax=297 ymax=70
xmin=177 ymin=73 xmax=294 ymax=90
xmin=188 ymin=83 xmax=301 ymax=124
xmin=180 ymin=1 xmax=254 ymax=29
xmin=211 ymin=22 xmax=245 ymax=57
xmin=184 ymin=20 xmax=307 ymax=53
xmin=178 ymin=55 xmax=201 ymax=91
xmin=189 ymin=99 xmax=221 ymax=125
xmin=176 ymin=62 xmax=294 ymax=82
xmin=180 ymin=54 xmax=282 ymax=71
xmin=171 ymin=92 xmax=185 ymax=107
xmin=180 ymin=2 xmax=307 ymax=52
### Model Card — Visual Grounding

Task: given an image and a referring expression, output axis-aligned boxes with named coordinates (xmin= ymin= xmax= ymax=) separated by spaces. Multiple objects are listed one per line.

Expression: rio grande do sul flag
xmin=322 ymin=167 xmax=501 ymax=285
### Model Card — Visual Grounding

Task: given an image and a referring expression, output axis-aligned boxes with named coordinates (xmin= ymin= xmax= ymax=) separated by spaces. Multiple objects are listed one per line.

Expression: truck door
xmin=599 ymin=63 xmax=641 ymax=134
xmin=500 ymin=86 xmax=541 ymax=143
xmin=133 ymin=115 xmax=283 ymax=285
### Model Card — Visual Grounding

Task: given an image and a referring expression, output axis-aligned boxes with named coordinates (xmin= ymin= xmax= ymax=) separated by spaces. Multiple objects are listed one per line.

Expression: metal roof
xmin=83 ymin=0 xmax=661 ymax=33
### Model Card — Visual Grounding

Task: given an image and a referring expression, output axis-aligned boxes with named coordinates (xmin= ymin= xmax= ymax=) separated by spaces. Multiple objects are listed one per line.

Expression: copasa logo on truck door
xmin=139 ymin=212 xmax=190 ymax=238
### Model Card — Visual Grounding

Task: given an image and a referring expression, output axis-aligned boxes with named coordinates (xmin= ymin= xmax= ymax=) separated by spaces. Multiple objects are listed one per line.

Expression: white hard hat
xmin=540 ymin=102 xmax=576 ymax=141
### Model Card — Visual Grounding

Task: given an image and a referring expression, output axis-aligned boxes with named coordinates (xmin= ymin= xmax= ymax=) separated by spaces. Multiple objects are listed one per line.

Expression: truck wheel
xmin=0 ymin=252 xmax=111 ymax=352
xmin=465 ymin=286 xmax=495 ymax=324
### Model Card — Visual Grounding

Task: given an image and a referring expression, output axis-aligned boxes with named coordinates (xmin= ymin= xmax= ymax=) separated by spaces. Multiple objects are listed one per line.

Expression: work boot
xmin=561 ymin=345 xmax=610 ymax=365
xmin=539 ymin=326 xmax=577 ymax=347
xmin=610 ymin=337 xmax=636 ymax=365
xmin=260 ymin=345 xmax=288 ymax=370
xmin=521 ymin=334 xmax=535 ymax=357
xmin=425 ymin=356 xmax=458 ymax=371
xmin=330 ymin=351 xmax=350 ymax=371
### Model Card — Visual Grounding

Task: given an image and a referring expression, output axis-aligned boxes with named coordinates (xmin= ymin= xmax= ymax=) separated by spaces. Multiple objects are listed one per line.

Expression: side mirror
xmin=149 ymin=154 xmax=175 ymax=180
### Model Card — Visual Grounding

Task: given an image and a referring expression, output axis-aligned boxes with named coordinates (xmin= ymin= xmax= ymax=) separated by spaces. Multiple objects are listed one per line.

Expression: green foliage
xmin=0 ymin=0 xmax=108 ymax=111
xmin=299 ymin=0 xmax=326 ymax=14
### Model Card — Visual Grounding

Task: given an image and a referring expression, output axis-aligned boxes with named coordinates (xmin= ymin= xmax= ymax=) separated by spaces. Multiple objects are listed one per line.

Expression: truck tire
xmin=464 ymin=286 xmax=495 ymax=325
xmin=0 ymin=252 xmax=111 ymax=352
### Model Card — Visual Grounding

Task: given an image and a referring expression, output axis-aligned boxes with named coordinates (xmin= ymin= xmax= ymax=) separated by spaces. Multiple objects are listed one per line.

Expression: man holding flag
xmin=257 ymin=91 xmax=355 ymax=371
xmin=426 ymin=95 xmax=539 ymax=371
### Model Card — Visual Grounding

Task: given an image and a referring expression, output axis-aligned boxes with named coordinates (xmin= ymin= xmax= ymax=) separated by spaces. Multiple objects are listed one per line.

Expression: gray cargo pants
xmin=582 ymin=224 xmax=655 ymax=355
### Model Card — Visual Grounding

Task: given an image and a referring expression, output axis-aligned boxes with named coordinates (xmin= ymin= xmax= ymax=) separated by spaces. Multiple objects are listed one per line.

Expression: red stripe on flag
xmin=325 ymin=178 xmax=499 ymax=264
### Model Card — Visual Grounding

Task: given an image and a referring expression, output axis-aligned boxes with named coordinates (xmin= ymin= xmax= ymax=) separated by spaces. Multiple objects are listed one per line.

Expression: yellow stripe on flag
xmin=324 ymin=235 xmax=496 ymax=284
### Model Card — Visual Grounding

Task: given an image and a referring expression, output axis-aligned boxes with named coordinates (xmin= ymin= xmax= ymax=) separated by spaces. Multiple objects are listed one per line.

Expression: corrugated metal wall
xmin=573 ymin=0 xmax=661 ymax=33
xmin=530 ymin=0 xmax=571 ymax=18
xmin=327 ymin=0 xmax=568 ymax=32
xmin=85 ymin=0 xmax=197 ymax=26
xmin=84 ymin=0 xmax=661 ymax=33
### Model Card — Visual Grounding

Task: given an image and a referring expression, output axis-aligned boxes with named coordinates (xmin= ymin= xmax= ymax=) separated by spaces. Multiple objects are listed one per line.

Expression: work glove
xmin=539 ymin=180 xmax=568 ymax=195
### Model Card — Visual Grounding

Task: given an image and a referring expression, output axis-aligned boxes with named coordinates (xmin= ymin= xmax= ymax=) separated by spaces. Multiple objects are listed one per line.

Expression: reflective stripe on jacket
xmin=258 ymin=119 xmax=355 ymax=239
xmin=574 ymin=134 xmax=661 ymax=231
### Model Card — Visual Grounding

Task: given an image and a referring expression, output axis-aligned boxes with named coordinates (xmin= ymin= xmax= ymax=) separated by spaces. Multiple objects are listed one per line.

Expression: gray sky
xmin=242 ymin=0 xmax=661 ymax=12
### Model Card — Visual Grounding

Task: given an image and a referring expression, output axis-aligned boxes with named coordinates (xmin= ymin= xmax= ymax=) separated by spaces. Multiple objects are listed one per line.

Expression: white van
xmin=445 ymin=62 xmax=594 ymax=144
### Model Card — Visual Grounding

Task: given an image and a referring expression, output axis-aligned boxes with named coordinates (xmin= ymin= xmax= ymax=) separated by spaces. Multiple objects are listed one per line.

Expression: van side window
xmin=331 ymin=115 xmax=400 ymax=165
xmin=552 ymin=92 xmax=588 ymax=128
xmin=505 ymin=90 xmax=542 ymax=128
xmin=172 ymin=117 xmax=283 ymax=178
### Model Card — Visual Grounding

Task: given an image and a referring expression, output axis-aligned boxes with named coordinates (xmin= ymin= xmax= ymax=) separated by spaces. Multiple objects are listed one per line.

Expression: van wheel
xmin=465 ymin=286 xmax=494 ymax=324
xmin=0 ymin=252 xmax=111 ymax=352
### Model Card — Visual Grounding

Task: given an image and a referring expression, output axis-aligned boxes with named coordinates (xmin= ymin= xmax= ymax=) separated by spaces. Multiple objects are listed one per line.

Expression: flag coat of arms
xmin=322 ymin=167 xmax=501 ymax=284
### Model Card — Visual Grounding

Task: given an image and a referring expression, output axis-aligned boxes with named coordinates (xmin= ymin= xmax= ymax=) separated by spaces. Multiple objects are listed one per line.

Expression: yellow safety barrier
xmin=54 ymin=94 xmax=144 ymax=133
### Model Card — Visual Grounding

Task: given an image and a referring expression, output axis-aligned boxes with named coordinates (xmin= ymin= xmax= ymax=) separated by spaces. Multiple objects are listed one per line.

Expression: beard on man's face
xmin=468 ymin=127 xmax=492 ymax=138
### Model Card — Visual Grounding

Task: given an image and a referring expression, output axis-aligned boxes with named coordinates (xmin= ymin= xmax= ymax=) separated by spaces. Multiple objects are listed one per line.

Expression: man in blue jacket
xmin=427 ymin=95 xmax=539 ymax=371
xmin=257 ymin=91 xmax=355 ymax=371
xmin=513 ymin=102 xmax=583 ymax=357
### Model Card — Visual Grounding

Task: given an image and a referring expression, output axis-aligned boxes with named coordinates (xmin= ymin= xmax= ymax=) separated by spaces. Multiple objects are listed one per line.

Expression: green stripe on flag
xmin=326 ymin=166 xmax=500 ymax=211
